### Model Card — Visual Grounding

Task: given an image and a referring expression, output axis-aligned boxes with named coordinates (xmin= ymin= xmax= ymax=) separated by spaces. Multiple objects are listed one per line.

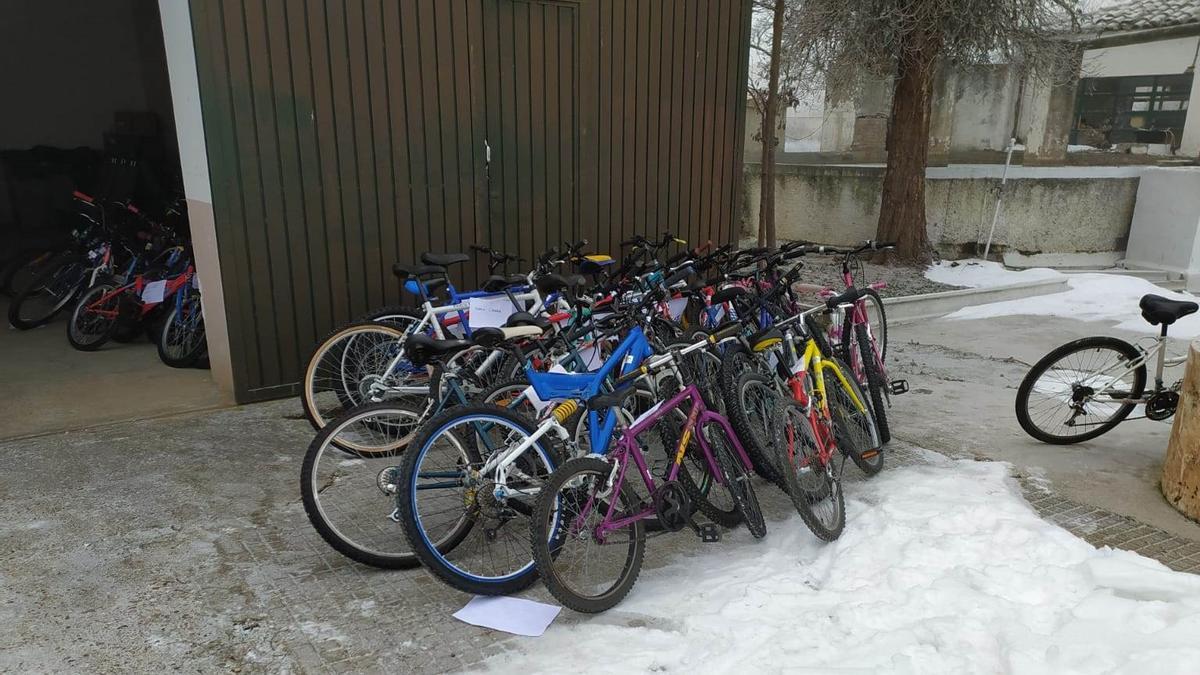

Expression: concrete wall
xmin=742 ymin=164 xmax=1140 ymax=256
xmin=949 ymin=65 xmax=1020 ymax=153
xmin=0 ymin=0 xmax=175 ymax=150
xmin=1124 ymin=167 xmax=1200 ymax=290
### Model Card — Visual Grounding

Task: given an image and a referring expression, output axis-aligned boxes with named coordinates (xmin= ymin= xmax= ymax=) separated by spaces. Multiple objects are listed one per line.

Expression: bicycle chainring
xmin=1146 ymin=391 xmax=1179 ymax=421
xmin=651 ymin=480 xmax=692 ymax=532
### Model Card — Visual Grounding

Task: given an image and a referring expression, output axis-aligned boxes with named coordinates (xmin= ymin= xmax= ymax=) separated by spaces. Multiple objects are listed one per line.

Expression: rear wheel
xmin=1015 ymin=336 xmax=1145 ymax=444
xmin=822 ymin=357 xmax=883 ymax=475
xmin=531 ymin=456 xmax=646 ymax=614
xmin=727 ymin=371 xmax=787 ymax=488
xmin=706 ymin=421 xmax=766 ymax=538
xmin=850 ymin=322 xmax=891 ymax=444
xmin=301 ymin=319 xmax=433 ymax=430
xmin=67 ymin=283 xmax=119 ymax=351
xmin=301 ymin=402 xmax=425 ymax=569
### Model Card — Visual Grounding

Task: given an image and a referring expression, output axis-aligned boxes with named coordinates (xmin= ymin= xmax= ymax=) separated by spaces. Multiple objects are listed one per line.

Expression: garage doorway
xmin=0 ymin=0 xmax=223 ymax=439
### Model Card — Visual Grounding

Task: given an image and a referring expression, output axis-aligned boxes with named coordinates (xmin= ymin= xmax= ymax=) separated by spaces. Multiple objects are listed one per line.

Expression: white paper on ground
xmin=452 ymin=596 xmax=561 ymax=637
xmin=468 ymin=295 xmax=517 ymax=329
xmin=141 ymin=279 xmax=167 ymax=304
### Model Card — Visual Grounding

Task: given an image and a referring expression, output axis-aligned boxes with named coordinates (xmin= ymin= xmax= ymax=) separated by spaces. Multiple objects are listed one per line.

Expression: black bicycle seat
xmin=420 ymin=252 xmax=470 ymax=267
xmin=709 ymin=286 xmax=747 ymax=305
xmin=392 ymin=263 xmax=446 ymax=279
xmin=471 ymin=325 xmax=544 ymax=348
xmin=504 ymin=312 xmax=552 ymax=330
xmin=405 ymin=334 xmax=473 ymax=366
xmin=535 ymin=273 xmax=586 ymax=296
xmin=587 ymin=384 xmax=639 ymax=411
xmin=1140 ymin=294 xmax=1199 ymax=326
xmin=481 ymin=274 xmax=526 ymax=292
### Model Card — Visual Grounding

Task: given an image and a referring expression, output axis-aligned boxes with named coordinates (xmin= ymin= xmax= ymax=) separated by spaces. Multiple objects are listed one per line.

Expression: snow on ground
xmin=926 ymin=259 xmax=1064 ymax=288
xmin=480 ymin=458 xmax=1200 ymax=674
xmin=927 ymin=260 xmax=1200 ymax=340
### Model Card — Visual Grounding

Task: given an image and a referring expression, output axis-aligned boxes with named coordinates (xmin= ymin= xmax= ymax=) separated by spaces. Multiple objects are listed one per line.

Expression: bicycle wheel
xmin=849 ymin=322 xmax=891 ymax=445
xmin=301 ymin=402 xmax=425 ymax=569
xmin=1015 ymin=336 xmax=1145 ymax=444
xmin=840 ymin=288 xmax=887 ymax=364
xmin=157 ymin=292 xmax=208 ymax=368
xmin=777 ymin=403 xmax=845 ymax=541
xmin=822 ymin=356 xmax=884 ymax=475
xmin=727 ymin=371 xmax=787 ymax=488
xmin=66 ymin=283 xmax=119 ymax=351
xmin=1 ymin=247 xmax=61 ymax=297
xmin=705 ymin=420 xmax=766 ymax=538
xmin=301 ymin=320 xmax=435 ymax=430
xmin=396 ymin=404 xmax=559 ymax=595
xmin=531 ymin=456 xmax=646 ymax=614
xmin=8 ymin=252 xmax=87 ymax=330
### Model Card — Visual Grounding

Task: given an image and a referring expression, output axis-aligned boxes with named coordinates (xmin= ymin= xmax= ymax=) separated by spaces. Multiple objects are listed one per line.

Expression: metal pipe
xmin=983 ymin=137 xmax=1016 ymax=261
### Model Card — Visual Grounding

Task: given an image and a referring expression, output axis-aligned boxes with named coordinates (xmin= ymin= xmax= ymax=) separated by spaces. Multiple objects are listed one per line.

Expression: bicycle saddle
xmin=504 ymin=311 xmax=552 ymax=330
xmin=392 ymin=263 xmax=445 ymax=279
xmin=481 ymin=274 xmax=526 ymax=293
xmin=535 ymin=273 xmax=586 ymax=296
xmin=586 ymin=384 xmax=639 ymax=411
xmin=405 ymin=334 xmax=473 ymax=366
xmin=709 ymin=285 xmax=747 ymax=305
xmin=1139 ymin=294 xmax=1199 ymax=326
xmin=420 ymin=252 xmax=470 ymax=267
xmin=471 ymin=325 xmax=544 ymax=348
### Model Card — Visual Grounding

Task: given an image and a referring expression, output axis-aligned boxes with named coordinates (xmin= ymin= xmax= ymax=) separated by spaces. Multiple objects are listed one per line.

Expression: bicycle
xmin=1015 ymin=293 xmax=1198 ymax=444
xmin=529 ymin=324 xmax=763 ymax=613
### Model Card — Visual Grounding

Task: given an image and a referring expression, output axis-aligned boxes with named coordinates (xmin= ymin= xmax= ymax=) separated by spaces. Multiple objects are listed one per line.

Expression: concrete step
xmin=1057 ymin=268 xmax=1175 ymax=282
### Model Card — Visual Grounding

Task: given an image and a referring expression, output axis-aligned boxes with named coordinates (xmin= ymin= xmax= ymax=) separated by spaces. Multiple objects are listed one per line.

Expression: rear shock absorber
xmin=551 ymin=399 xmax=579 ymax=424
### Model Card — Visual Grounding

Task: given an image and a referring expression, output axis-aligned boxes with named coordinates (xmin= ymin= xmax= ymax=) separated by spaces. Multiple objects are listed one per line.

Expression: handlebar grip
xmin=872 ymin=241 xmax=897 ymax=250
xmin=615 ymin=364 xmax=648 ymax=386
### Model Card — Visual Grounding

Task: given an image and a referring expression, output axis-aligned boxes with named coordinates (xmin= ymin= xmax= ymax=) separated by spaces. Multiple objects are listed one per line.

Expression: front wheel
xmin=777 ymin=403 xmax=845 ymax=541
xmin=1015 ymin=336 xmax=1145 ymax=444
xmin=157 ymin=292 xmax=208 ymax=368
xmin=822 ymin=357 xmax=884 ymax=475
xmin=395 ymin=404 xmax=559 ymax=595
xmin=531 ymin=456 xmax=646 ymax=614
xmin=67 ymin=283 xmax=119 ymax=351
xmin=706 ymin=421 xmax=766 ymax=539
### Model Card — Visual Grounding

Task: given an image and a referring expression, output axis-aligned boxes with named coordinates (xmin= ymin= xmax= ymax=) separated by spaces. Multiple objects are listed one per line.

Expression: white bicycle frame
xmin=1077 ymin=334 xmax=1185 ymax=401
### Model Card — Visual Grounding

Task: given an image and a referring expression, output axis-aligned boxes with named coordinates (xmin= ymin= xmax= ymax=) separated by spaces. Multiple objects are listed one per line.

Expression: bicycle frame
xmin=592 ymin=383 xmax=752 ymax=540
xmin=1076 ymin=335 xmax=1186 ymax=401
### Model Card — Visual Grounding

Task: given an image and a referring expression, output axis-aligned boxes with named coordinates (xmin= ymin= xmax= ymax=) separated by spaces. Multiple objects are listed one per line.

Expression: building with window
xmin=1074 ymin=0 xmax=1200 ymax=153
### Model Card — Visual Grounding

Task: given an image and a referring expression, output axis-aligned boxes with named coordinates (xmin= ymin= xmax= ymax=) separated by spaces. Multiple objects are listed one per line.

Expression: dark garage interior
xmin=0 ymin=0 xmax=221 ymax=439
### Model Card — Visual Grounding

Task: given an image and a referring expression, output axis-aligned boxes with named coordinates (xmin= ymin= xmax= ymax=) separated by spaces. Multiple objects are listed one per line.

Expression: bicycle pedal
xmin=689 ymin=520 xmax=721 ymax=543
xmin=889 ymin=379 xmax=909 ymax=395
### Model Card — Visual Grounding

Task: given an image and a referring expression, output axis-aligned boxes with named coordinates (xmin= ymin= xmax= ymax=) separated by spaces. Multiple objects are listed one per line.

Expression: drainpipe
xmin=982 ymin=138 xmax=1016 ymax=261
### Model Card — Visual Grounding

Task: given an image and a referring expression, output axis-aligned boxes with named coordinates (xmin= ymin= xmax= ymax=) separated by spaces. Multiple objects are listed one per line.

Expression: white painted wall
xmin=1082 ymin=36 xmax=1200 ymax=78
xmin=1083 ymin=36 xmax=1200 ymax=157
xmin=1123 ymin=167 xmax=1200 ymax=291
xmin=158 ymin=0 xmax=235 ymax=401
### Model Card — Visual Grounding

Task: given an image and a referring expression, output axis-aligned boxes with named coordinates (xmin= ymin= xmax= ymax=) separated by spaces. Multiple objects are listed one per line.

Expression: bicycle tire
xmin=840 ymin=288 xmax=887 ymax=364
xmin=300 ymin=318 xmax=435 ymax=431
xmin=777 ymin=402 xmax=845 ymax=541
xmin=66 ymin=282 xmax=118 ymax=351
xmin=531 ymin=456 xmax=646 ymax=613
xmin=157 ymin=297 xmax=208 ymax=368
xmin=706 ymin=421 xmax=766 ymax=538
xmin=396 ymin=403 xmax=560 ymax=595
xmin=8 ymin=252 xmax=87 ymax=330
xmin=822 ymin=356 xmax=884 ymax=475
xmin=852 ymin=322 xmax=891 ymax=445
xmin=727 ymin=371 xmax=787 ymax=489
xmin=301 ymin=402 xmax=425 ymax=569
xmin=1015 ymin=336 xmax=1145 ymax=444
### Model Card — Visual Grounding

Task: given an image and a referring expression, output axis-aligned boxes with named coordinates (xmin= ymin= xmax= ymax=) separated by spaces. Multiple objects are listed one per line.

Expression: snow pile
xmin=925 ymin=259 xmax=1064 ymax=288
xmin=479 ymin=460 xmax=1200 ymax=674
xmin=946 ymin=272 xmax=1200 ymax=340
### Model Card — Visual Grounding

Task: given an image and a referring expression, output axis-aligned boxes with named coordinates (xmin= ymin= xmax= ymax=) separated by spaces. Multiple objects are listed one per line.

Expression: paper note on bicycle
xmin=452 ymin=595 xmax=560 ymax=637
xmin=468 ymin=296 xmax=517 ymax=329
xmin=667 ymin=297 xmax=688 ymax=320
xmin=141 ymin=280 xmax=167 ymax=304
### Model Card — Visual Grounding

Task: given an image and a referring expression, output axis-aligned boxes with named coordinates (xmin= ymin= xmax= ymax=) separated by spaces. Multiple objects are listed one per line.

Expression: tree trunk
xmin=877 ymin=35 xmax=936 ymax=265
xmin=1162 ymin=341 xmax=1200 ymax=521
xmin=758 ymin=0 xmax=785 ymax=250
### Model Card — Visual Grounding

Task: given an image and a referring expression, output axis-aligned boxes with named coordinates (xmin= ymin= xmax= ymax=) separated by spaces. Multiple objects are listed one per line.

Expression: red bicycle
xmin=67 ymin=248 xmax=193 ymax=352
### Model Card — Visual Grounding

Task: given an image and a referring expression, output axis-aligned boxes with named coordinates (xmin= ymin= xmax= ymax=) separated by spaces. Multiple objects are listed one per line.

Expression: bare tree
xmin=783 ymin=0 xmax=1081 ymax=263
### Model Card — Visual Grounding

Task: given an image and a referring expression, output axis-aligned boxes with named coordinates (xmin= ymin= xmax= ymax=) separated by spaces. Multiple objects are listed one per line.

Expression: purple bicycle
xmin=530 ymin=326 xmax=766 ymax=613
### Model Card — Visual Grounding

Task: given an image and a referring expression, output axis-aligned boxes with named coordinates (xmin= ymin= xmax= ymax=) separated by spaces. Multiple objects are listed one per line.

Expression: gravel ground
xmin=787 ymin=254 xmax=964 ymax=298
xmin=736 ymin=238 xmax=964 ymax=297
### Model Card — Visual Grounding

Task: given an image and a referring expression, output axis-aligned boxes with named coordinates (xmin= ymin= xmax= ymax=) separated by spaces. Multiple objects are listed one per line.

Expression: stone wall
xmin=742 ymin=163 xmax=1141 ymax=257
